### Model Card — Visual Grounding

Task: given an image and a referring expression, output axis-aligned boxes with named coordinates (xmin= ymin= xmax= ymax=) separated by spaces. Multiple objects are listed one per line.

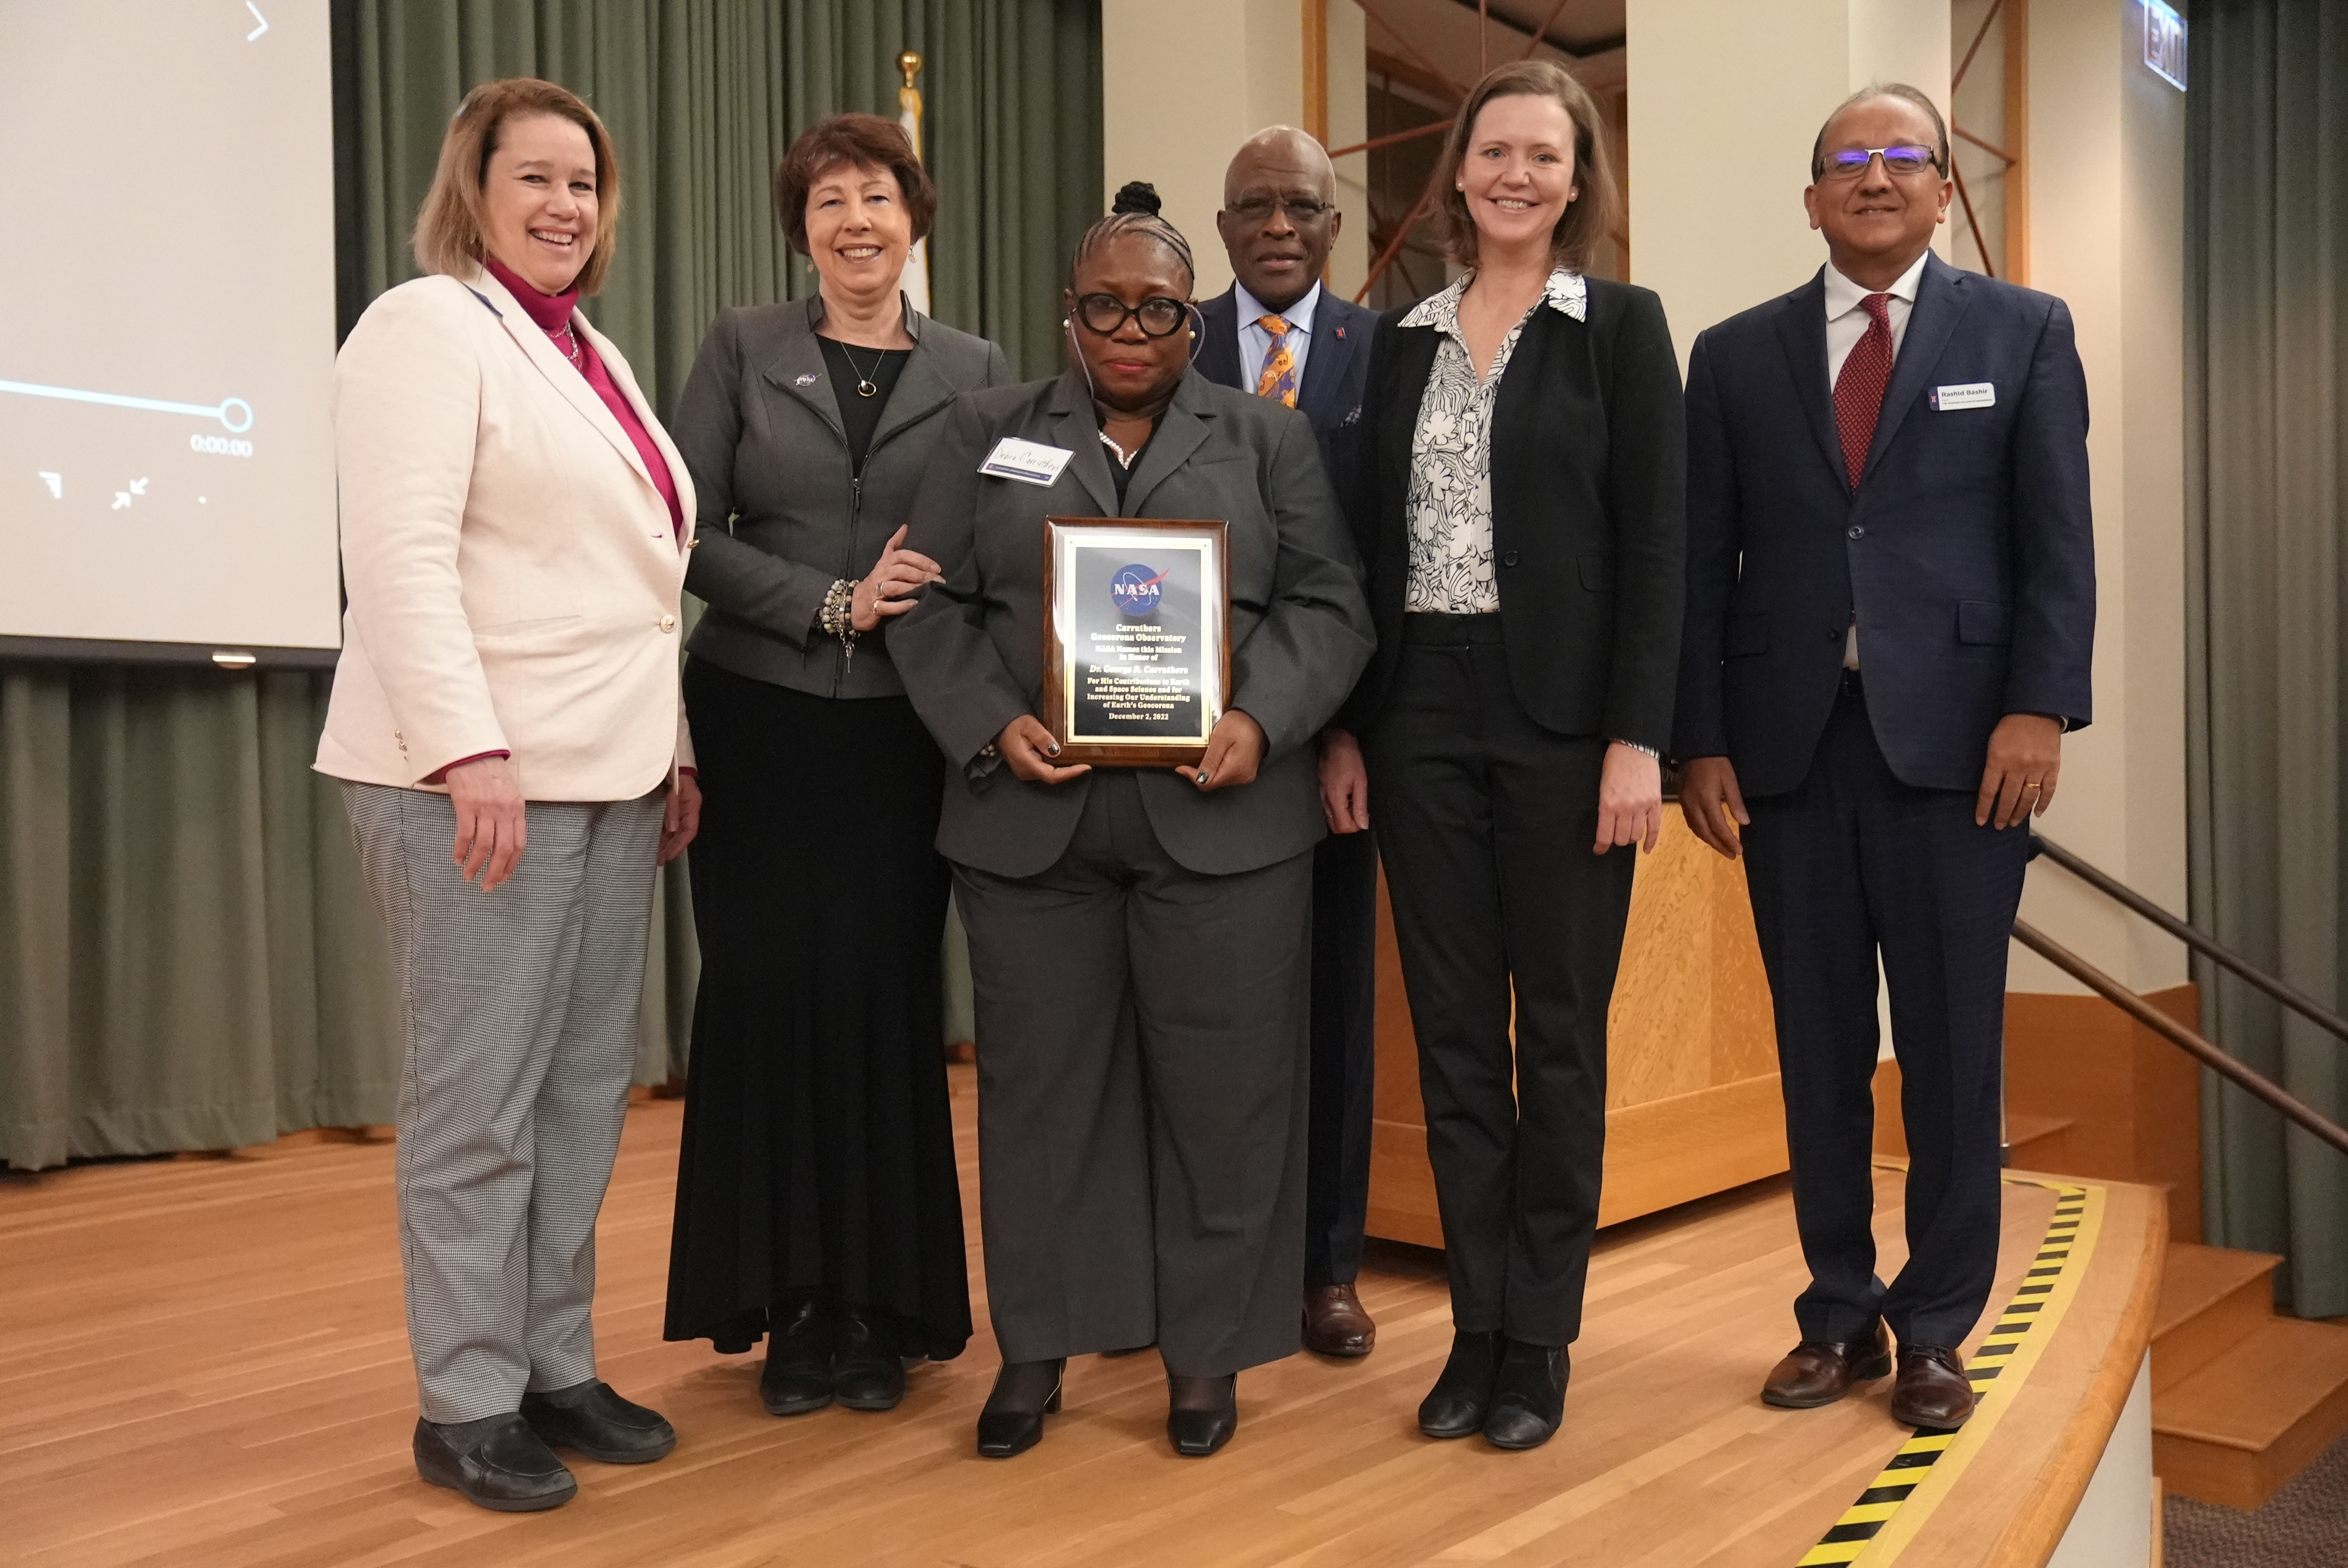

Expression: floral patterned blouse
xmin=1399 ymin=266 xmax=1589 ymax=613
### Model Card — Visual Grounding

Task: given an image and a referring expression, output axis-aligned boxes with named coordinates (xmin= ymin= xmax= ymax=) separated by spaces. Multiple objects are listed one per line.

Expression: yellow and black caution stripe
xmin=1794 ymin=1178 xmax=2102 ymax=1566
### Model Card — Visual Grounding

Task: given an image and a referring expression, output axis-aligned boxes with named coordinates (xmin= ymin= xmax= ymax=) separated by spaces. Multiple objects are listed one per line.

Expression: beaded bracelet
xmin=821 ymin=577 xmax=862 ymax=670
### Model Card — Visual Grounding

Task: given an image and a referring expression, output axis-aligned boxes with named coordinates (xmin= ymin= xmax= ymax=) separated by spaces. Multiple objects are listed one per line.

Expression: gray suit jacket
xmin=892 ymin=368 xmax=1374 ymax=878
xmin=673 ymin=294 xmax=1012 ymax=700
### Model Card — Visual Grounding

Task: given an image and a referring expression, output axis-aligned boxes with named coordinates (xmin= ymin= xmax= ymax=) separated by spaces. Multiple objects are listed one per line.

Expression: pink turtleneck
xmin=483 ymin=255 xmax=683 ymax=537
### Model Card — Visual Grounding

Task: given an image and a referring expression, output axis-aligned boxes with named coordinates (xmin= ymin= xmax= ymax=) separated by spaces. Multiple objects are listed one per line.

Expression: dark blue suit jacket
xmin=1196 ymin=285 xmax=1376 ymax=529
xmin=1672 ymin=253 xmax=2094 ymax=797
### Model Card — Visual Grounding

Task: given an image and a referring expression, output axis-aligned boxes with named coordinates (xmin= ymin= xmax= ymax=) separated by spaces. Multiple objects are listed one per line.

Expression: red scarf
xmin=483 ymin=255 xmax=683 ymax=537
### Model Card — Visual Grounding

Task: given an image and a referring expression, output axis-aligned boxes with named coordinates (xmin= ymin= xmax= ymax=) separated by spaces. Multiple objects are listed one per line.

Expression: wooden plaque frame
xmin=1041 ymin=516 xmax=1230 ymax=766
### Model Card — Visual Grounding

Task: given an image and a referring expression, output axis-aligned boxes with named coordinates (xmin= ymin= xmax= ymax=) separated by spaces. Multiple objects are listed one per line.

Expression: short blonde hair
xmin=413 ymin=78 xmax=622 ymax=295
xmin=1433 ymin=59 xmax=1620 ymax=273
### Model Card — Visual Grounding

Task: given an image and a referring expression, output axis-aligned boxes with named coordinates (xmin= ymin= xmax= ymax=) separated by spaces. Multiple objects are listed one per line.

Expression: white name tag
xmin=979 ymin=437 xmax=1075 ymax=487
xmin=1932 ymin=381 xmax=1996 ymax=411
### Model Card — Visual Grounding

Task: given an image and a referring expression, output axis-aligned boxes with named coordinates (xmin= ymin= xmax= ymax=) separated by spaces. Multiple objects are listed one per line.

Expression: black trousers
xmin=1740 ymin=675 xmax=2030 ymax=1350
xmin=1366 ymin=615 xmax=1635 ymax=1347
xmin=1305 ymin=827 xmax=1379 ymax=1287
xmin=951 ymin=771 xmax=1314 ymax=1377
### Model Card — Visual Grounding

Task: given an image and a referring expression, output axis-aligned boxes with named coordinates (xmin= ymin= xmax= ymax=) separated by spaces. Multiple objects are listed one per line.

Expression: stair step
xmin=2154 ymin=1316 xmax=2348 ymax=1510
xmin=2004 ymin=1112 xmax=2074 ymax=1165
xmin=2154 ymin=1244 xmax=2282 ymax=1393
xmin=2154 ymin=1243 xmax=2279 ymax=1355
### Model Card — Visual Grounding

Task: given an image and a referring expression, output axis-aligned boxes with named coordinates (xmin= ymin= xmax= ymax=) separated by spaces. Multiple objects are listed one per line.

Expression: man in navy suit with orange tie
xmin=1673 ymin=84 xmax=2094 ymax=1430
xmin=1196 ymin=126 xmax=1382 ymax=1359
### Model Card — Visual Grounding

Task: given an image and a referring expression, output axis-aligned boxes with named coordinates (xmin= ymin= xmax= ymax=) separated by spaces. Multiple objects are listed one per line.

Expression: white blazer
xmin=315 ymin=266 xmax=697 ymax=800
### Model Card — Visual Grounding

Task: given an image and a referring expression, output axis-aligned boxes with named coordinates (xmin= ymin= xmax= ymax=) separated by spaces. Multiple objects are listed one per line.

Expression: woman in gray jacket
xmin=661 ymin=114 xmax=1009 ymax=1416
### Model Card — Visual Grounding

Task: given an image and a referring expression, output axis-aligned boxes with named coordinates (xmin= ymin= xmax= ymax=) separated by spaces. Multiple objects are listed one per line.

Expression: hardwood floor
xmin=0 ymin=1067 xmax=2139 ymax=1567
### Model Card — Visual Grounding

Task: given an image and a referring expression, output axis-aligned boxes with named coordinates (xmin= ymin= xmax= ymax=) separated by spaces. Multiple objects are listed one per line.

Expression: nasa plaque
xmin=1042 ymin=517 xmax=1230 ymax=766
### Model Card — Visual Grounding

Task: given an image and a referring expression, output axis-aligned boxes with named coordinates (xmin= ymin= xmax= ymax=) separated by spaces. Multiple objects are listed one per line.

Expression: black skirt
xmin=663 ymin=658 xmax=971 ymax=1359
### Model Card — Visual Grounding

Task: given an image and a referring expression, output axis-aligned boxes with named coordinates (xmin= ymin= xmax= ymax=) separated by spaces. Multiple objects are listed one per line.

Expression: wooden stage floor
xmin=0 ymin=1066 xmax=2156 ymax=1567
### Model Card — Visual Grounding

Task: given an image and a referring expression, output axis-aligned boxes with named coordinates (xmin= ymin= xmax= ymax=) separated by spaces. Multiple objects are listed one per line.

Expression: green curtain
xmin=0 ymin=0 xmax=1101 ymax=1170
xmin=2185 ymin=0 xmax=2348 ymax=1317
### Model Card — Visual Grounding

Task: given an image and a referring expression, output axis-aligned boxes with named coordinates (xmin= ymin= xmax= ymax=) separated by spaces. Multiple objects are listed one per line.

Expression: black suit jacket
xmin=1338 ymin=276 xmax=1686 ymax=751
xmin=1671 ymin=253 xmax=2095 ymax=796
xmin=1196 ymin=285 xmax=1376 ymax=517
xmin=891 ymin=368 xmax=1374 ymax=879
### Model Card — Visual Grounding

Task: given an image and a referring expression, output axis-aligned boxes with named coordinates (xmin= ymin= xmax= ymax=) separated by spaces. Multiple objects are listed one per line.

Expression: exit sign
xmin=2145 ymin=0 xmax=2187 ymax=90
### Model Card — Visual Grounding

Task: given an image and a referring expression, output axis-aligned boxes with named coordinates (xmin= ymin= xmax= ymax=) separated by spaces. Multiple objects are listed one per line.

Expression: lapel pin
xmin=1334 ymin=326 xmax=1346 ymax=339
xmin=795 ymin=372 xmax=819 ymax=386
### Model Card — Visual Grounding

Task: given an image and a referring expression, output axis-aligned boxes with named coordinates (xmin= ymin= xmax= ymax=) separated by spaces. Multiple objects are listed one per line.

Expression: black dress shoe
xmin=520 ymin=1379 xmax=677 ymax=1464
xmin=760 ymin=1295 xmax=834 ymax=1416
xmin=1418 ymin=1328 xmax=1506 ymax=1439
xmin=1482 ymin=1340 xmax=1569 ymax=1450
xmin=1166 ymin=1373 xmax=1238 ymax=1457
xmin=976 ymin=1358 xmax=1065 ymax=1459
xmin=833 ymin=1304 xmax=907 ymax=1411
xmin=413 ymin=1414 xmax=576 ymax=1512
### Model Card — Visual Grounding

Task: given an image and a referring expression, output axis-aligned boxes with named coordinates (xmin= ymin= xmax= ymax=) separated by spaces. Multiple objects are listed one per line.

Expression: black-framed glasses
xmin=1224 ymin=194 xmax=1336 ymax=225
xmin=1821 ymin=144 xmax=1943 ymax=179
xmin=1074 ymin=292 xmax=1190 ymax=338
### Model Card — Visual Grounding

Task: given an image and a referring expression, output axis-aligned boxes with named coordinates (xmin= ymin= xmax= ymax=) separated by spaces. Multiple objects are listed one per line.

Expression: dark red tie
xmin=1834 ymin=293 xmax=1894 ymax=489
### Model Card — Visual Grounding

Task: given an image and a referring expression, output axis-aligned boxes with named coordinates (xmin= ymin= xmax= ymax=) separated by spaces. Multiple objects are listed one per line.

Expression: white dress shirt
xmin=1235 ymin=278 xmax=1320 ymax=394
xmin=1822 ymin=248 xmax=1929 ymax=668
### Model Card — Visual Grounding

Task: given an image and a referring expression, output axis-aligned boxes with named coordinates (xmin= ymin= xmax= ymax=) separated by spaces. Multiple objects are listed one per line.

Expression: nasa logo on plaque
xmin=1042 ymin=517 xmax=1230 ymax=766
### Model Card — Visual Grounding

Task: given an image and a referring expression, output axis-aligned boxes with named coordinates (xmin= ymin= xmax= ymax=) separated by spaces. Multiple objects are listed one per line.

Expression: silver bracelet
xmin=1614 ymin=739 xmax=1662 ymax=760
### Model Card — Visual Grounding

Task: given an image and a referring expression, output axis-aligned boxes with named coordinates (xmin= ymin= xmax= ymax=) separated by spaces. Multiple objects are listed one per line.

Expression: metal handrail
xmin=2030 ymin=833 xmax=2348 ymax=1046
xmin=2011 ymin=919 xmax=2348 ymax=1158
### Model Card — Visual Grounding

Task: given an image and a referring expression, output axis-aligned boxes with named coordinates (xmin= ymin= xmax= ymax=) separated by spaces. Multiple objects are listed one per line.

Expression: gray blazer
xmin=892 ymin=368 xmax=1374 ymax=879
xmin=673 ymin=295 xmax=1012 ymax=699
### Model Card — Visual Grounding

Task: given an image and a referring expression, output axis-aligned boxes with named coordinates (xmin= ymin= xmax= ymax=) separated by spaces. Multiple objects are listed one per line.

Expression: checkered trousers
xmin=342 ymin=782 xmax=665 ymax=1423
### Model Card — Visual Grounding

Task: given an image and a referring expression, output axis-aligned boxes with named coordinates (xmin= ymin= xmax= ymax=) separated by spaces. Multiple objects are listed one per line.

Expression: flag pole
xmin=898 ymin=50 xmax=933 ymax=317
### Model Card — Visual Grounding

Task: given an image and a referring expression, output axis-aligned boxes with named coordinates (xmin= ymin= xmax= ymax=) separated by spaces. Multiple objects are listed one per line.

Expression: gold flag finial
xmin=898 ymin=50 xmax=923 ymax=89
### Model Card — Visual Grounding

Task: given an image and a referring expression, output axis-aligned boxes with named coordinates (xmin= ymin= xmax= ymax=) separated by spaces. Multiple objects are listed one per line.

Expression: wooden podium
xmin=1366 ymin=813 xmax=1788 ymax=1246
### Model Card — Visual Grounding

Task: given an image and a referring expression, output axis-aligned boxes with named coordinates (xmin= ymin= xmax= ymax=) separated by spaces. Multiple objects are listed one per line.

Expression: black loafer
xmin=414 ymin=1414 xmax=576 ymax=1512
xmin=976 ymin=1359 xmax=1065 ymax=1459
xmin=1482 ymin=1340 xmax=1569 ymax=1450
xmin=833 ymin=1304 xmax=907 ymax=1412
xmin=520 ymin=1379 xmax=677 ymax=1464
xmin=760 ymin=1296 xmax=834 ymax=1416
xmin=1418 ymin=1328 xmax=1506 ymax=1439
xmin=1166 ymin=1374 xmax=1238 ymax=1457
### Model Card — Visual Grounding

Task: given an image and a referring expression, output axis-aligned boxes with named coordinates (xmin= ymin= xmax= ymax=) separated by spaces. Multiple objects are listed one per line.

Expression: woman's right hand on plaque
xmin=998 ymin=714 xmax=1090 ymax=784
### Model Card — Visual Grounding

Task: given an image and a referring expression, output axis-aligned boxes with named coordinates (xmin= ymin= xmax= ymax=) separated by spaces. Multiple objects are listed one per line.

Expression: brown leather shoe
xmin=1760 ymin=1322 xmax=1892 ymax=1408
xmin=1302 ymin=1283 xmax=1377 ymax=1357
xmin=1889 ymin=1344 xmax=1976 ymax=1430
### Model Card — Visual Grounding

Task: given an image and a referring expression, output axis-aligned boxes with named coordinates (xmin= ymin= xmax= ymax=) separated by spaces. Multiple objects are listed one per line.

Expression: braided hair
xmin=1068 ymin=180 xmax=1195 ymax=292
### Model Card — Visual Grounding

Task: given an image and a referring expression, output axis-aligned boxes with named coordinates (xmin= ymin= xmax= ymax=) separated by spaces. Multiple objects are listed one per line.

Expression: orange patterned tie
xmin=1254 ymin=314 xmax=1298 ymax=408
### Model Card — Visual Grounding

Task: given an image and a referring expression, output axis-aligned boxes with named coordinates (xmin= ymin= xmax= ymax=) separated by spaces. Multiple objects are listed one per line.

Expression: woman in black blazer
xmin=661 ymin=115 xmax=1010 ymax=1416
xmin=1319 ymin=60 xmax=1685 ymax=1451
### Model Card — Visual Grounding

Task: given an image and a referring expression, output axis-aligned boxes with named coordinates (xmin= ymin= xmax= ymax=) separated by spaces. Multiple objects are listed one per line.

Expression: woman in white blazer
xmin=316 ymin=78 xmax=698 ymax=1514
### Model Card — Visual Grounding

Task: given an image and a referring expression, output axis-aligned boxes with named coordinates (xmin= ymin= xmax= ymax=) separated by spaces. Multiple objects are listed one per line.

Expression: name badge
xmin=979 ymin=437 xmax=1075 ymax=487
xmin=1932 ymin=381 xmax=1996 ymax=411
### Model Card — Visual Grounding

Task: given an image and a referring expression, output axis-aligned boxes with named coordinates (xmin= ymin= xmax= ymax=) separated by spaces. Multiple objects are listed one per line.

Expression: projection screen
xmin=0 ymin=0 xmax=340 ymax=662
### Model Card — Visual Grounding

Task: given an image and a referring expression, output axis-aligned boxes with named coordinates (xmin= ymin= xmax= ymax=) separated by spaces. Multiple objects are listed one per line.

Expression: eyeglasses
xmin=1225 ymin=194 xmax=1335 ymax=224
xmin=1821 ymin=144 xmax=1943 ymax=179
xmin=1074 ymin=292 xmax=1190 ymax=338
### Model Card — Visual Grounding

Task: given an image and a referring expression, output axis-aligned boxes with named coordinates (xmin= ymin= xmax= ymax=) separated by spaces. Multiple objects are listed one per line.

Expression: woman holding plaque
xmin=1319 ymin=60 xmax=1685 ymax=1452
xmin=661 ymin=114 xmax=1011 ymax=1416
xmin=891 ymin=183 xmax=1373 ymax=1461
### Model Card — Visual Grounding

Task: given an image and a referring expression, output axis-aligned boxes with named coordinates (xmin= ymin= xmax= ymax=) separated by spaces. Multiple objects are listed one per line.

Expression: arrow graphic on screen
xmin=246 ymin=3 xmax=269 ymax=42
xmin=0 ymin=378 xmax=252 ymax=432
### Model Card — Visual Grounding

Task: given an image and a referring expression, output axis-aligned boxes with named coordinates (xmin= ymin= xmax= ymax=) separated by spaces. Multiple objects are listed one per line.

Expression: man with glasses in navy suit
xmin=1196 ymin=125 xmax=1383 ymax=1360
xmin=1672 ymin=84 xmax=2094 ymax=1431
